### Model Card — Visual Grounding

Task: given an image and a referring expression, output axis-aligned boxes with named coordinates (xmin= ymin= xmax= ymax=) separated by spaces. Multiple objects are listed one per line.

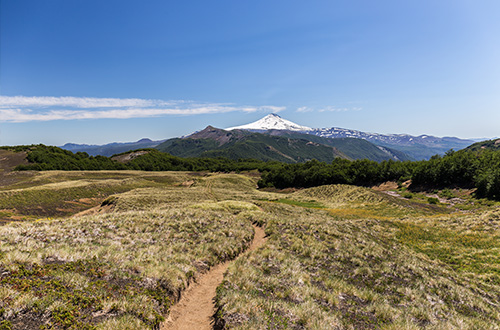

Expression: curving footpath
xmin=162 ymin=225 xmax=267 ymax=330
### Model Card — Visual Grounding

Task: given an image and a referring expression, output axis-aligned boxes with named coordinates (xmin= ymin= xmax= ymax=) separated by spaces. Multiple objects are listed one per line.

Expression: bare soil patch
xmin=71 ymin=203 xmax=115 ymax=218
xmin=111 ymin=150 xmax=150 ymax=163
xmin=0 ymin=150 xmax=28 ymax=172
xmin=372 ymin=181 xmax=398 ymax=191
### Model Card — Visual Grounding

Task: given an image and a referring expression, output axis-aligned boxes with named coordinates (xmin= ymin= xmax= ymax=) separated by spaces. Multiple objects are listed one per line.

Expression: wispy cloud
xmin=296 ymin=106 xmax=314 ymax=113
xmin=0 ymin=96 xmax=285 ymax=122
xmin=318 ymin=106 xmax=362 ymax=113
xmin=296 ymin=105 xmax=362 ymax=113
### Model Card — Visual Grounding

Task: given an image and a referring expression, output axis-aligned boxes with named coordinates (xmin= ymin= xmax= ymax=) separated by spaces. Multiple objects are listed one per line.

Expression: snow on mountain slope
xmin=226 ymin=113 xmax=312 ymax=131
xmin=224 ymin=113 xmax=476 ymax=159
xmin=309 ymin=127 xmax=473 ymax=148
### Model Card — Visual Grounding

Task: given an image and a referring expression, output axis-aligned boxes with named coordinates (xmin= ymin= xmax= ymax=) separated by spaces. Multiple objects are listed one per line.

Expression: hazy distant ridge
xmin=61 ymin=138 xmax=165 ymax=157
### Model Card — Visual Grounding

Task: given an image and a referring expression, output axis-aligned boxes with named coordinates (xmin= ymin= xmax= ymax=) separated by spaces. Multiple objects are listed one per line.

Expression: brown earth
xmin=71 ymin=201 xmax=115 ymax=218
xmin=111 ymin=150 xmax=151 ymax=163
xmin=372 ymin=181 xmax=398 ymax=191
xmin=162 ymin=225 xmax=267 ymax=330
xmin=0 ymin=150 xmax=31 ymax=188
xmin=0 ymin=150 xmax=28 ymax=172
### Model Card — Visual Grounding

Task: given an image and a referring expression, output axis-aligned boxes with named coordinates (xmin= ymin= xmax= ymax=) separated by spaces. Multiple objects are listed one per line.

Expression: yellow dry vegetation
xmin=0 ymin=171 xmax=499 ymax=329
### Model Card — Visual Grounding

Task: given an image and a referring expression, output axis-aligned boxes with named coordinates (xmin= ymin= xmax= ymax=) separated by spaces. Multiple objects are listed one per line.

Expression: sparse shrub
xmin=438 ymin=188 xmax=455 ymax=199
xmin=216 ymin=190 xmax=500 ymax=329
xmin=0 ymin=320 xmax=12 ymax=330
xmin=427 ymin=197 xmax=439 ymax=204
xmin=101 ymin=196 xmax=118 ymax=206
xmin=0 ymin=180 xmax=255 ymax=329
xmin=402 ymin=192 xmax=413 ymax=199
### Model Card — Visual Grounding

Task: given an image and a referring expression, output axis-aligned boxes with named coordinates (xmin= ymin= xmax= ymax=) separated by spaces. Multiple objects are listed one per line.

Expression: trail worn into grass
xmin=163 ymin=225 xmax=267 ymax=330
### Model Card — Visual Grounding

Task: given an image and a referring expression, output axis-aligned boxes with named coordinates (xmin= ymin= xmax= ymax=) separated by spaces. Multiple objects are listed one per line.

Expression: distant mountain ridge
xmin=60 ymin=113 xmax=477 ymax=161
xmin=265 ymin=130 xmax=412 ymax=161
xmin=155 ymin=126 xmax=348 ymax=163
xmin=61 ymin=138 xmax=165 ymax=157
xmin=465 ymin=139 xmax=500 ymax=152
xmin=227 ymin=114 xmax=475 ymax=159
xmin=155 ymin=126 xmax=412 ymax=163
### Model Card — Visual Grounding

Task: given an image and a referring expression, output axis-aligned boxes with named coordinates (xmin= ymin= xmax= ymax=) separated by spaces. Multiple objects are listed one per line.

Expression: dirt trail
xmin=162 ymin=225 xmax=267 ymax=330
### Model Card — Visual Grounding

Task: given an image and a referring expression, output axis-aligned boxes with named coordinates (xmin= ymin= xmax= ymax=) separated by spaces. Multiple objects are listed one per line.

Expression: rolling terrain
xmin=0 ymin=168 xmax=499 ymax=329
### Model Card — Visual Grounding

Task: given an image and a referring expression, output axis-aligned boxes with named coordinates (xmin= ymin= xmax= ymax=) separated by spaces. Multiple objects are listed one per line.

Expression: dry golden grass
xmin=1 ymin=172 xmax=500 ymax=329
xmin=0 ymin=171 xmax=205 ymax=221
xmin=0 ymin=172 xmax=266 ymax=329
xmin=215 ymin=185 xmax=500 ymax=330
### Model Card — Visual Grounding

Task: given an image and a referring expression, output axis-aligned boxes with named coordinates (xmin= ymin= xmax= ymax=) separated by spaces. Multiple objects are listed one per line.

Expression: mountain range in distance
xmin=227 ymin=114 xmax=476 ymax=160
xmin=155 ymin=125 xmax=410 ymax=163
xmin=61 ymin=138 xmax=166 ymax=157
xmin=61 ymin=114 xmax=479 ymax=162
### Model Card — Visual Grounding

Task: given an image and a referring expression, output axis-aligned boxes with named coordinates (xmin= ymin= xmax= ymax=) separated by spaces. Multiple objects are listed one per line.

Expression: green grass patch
xmin=216 ymin=201 xmax=500 ymax=329
xmin=394 ymin=221 xmax=500 ymax=279
xmin=272 ymin=198 xmax=325 ymax=209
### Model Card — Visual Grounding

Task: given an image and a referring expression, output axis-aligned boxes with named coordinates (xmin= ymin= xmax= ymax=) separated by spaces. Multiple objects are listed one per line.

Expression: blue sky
xmin=1 ymin=0 xmax=499 ymax=145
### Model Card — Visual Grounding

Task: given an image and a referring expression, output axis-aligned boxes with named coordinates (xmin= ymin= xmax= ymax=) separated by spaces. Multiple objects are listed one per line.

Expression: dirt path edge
xmin=162 ymin=225 xmax=267 ymax=330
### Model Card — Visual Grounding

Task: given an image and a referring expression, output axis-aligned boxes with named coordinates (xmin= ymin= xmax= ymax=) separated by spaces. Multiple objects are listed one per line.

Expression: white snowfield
xmin=226 ymin=113 xmax=313 ymax=131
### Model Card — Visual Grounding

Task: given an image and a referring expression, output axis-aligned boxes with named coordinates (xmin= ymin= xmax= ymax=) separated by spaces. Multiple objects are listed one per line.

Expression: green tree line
xmin=8 ymin=145 xmax=277 ymax=173
xmin=7 ymin=144 xmax=500 ymax=200
xmin=258 ymin=149 xmax=500 ymax=200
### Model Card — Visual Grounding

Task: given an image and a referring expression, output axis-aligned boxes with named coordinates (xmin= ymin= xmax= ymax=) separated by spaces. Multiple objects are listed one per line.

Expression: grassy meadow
xmin=0 ymin=170 xmax=499 ymax=329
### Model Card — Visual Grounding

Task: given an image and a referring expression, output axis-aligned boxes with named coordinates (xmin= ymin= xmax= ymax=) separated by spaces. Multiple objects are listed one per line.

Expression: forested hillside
xmin=258 ymin=149 xmax=500 ymax=200
xmin=156 ymin=126 xmax=411 ymax=162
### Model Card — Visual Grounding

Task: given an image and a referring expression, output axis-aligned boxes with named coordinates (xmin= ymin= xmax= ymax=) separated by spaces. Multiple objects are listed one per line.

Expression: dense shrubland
xmin=259 ymin=150 xmax=500 ymax=200
xmin=258 ymin=158 xmax=413 ymax=189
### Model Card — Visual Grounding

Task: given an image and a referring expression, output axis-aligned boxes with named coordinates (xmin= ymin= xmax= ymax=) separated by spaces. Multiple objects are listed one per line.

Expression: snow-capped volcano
xmin=224 ymin=113 xmax=475 ymax=160
xmin=226 ymin=113 xmax=312 ymax=131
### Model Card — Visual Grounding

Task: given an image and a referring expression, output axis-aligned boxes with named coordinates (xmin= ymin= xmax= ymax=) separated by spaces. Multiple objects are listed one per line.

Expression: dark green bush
xmin=427 ymin=197 xmax=439 ymax=204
